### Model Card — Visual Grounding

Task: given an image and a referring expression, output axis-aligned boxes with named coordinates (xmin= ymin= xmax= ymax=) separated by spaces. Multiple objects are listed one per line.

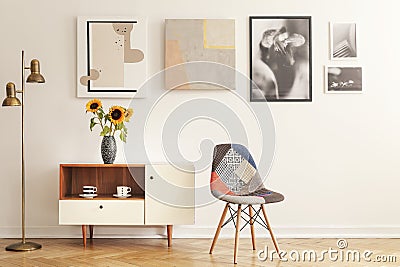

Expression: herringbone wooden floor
xmin=0 ymin=238 xmax=398 ymax=266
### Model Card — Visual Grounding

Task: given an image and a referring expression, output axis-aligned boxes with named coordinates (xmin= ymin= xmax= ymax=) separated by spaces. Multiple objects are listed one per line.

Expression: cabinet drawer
xmin=59 ymin=200 xmax=144 ymax=225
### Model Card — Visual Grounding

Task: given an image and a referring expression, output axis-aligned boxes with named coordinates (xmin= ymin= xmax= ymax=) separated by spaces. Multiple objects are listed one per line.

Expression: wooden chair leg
xmin=209 ymin=203 xmax=230 ymax=254
xmin=89 ymin=225 xmax=94 ymax=239
xmin=167 ymin=225 xmax=173 ymax=247
xmin=81 ymin=225 xmax=87 ymax=248
xmin=249 ymin=205 xmax=256 ymax=250
xmin=233 ymin=204 xmax=242 ymax=264
xmin=261 ymin=204 xmax=281 ymax=259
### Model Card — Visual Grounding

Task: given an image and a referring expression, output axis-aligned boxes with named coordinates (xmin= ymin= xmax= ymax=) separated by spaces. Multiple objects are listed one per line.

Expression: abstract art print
xmin=165 ymin=19 xmax=235 ymax=90
xmin=77 ymin=17 xmax=147 ymax=98
xmin=325 ymin=66 xmax=362 ymax=93
xmin=250 ymin=16 xmax=312 ymax=102
xmin=330 ymin=22 xmax=357 ymax=60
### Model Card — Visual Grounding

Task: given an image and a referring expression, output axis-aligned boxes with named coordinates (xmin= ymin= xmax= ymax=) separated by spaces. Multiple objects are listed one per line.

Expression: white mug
xmin=117 ymin=186 xmax=131 ymax=196
xmin=83 ymin=185 xmax=97 ymax=194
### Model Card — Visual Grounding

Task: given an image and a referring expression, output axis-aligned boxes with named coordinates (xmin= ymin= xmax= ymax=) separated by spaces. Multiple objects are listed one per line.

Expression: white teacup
xmin=117 ymin=186 xmax=131 ymax=196
xmin=83 ymin=185 xmax=97 ymax=195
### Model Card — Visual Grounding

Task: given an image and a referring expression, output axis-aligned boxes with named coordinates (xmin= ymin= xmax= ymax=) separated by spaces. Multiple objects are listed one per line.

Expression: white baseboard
xmin=1 ymin=226 xmax=400 ymax=239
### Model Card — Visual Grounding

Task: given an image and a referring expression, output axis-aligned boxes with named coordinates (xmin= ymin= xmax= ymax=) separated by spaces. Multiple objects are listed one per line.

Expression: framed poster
xmin=330 ymin=22 xmax=358 ymax=60
xmin=250 ymin=16 xmax=312 ymax=102
xmin=77 ymin=16 xmax=147 ymax=98
xmin=325 ymin=65 xmax=363 ymax=93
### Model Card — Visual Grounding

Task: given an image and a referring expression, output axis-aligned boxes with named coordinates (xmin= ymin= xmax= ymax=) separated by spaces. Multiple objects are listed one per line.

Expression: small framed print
xmin=330 ymin=22 xmax=358 ymax=60
xmin=325 ymin=65 xmax=363 ymax=93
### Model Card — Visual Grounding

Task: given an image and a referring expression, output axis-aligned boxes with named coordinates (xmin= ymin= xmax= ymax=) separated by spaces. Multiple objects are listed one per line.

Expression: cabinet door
xmin=145 ymin=164 xmax=194 ymax=225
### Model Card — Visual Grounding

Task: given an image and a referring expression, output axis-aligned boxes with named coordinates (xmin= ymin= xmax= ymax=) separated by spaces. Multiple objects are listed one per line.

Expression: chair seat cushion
xmin=211 ymin=188 xmax=284 ymax=205
xmin=244 ymin=188 xmax=284 ymax=204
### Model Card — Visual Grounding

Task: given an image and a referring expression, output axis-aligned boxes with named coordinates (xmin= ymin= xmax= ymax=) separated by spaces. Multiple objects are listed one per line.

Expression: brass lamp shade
xmin=2 ymin=82 xmax=21 ymax=106
xmin=26 ymin=59 xmax=45 ymax=83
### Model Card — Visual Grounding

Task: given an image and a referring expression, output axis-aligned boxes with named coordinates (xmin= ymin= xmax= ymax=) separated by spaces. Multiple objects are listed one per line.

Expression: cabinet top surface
xmin=60 ymin=164 xmax=146 ymax=168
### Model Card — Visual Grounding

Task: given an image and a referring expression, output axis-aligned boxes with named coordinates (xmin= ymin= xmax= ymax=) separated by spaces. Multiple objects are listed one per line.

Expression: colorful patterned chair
xmin=209 ymin=144 xmax=284 ymax=264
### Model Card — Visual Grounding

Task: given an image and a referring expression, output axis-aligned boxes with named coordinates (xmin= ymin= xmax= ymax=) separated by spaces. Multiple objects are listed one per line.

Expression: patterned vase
xmin=101 ymin=136 xmax=117 ymax=164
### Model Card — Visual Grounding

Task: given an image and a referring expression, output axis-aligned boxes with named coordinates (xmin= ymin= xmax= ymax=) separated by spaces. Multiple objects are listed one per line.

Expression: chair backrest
xmin=210 ymin=144 xmax=265 ymax=198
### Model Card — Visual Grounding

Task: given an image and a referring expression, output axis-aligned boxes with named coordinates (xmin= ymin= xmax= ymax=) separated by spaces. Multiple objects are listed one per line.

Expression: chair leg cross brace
xmin=222 ymin=204 xmax=238 ymax=228
xmin=220 ymin=205 xmax=268 ymax=232
xmin=209 ymin=203 xmax=281 ymax=264
xmin=239 ymin=205 xmax=268 ymax=231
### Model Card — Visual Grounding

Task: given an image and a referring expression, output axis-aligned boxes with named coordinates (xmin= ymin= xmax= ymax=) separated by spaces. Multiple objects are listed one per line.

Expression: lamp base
xmin=5 ymin=241 xmax=42 ymax=251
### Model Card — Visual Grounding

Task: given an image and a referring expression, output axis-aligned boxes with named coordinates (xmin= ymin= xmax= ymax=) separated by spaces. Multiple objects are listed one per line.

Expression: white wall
xmin=1 ymin=0 xmax=400 ymax=238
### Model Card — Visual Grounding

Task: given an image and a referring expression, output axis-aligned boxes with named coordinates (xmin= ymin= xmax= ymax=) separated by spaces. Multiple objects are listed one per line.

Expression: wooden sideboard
xmin=59 ymin=164 xmax=194 ymax=247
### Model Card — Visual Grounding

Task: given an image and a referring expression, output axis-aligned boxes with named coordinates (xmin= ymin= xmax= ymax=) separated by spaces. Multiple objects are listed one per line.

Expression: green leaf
xmin=90 ymin=118 xmax=98 ymax=131
xmin=115 ymin=123 xmax=123 ymax=130
xmin=98 ymin=111 xmax=103 ymax=120
xmin=120 ymin=132 xmax=127 ymax=143
xmin=104 ymin=114 xmax=110 ymax=122
xmin=100 ymin=126 xmax=110 ymax=136
xmin=90 ymin=122 xmax=96 ymax=131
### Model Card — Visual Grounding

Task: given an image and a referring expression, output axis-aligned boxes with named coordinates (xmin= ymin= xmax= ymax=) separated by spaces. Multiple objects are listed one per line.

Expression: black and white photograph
xmin=325 ymin=66 xmax=362 ymax=93
xmin=330 ymin=22 xmax=357 ymax=60
xmin=250 ymin=16 xmax=312 ymax=102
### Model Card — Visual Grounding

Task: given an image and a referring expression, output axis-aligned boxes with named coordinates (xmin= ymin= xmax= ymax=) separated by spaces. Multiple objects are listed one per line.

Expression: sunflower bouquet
xmin=86 ymin=99 xmax=133 ymax=142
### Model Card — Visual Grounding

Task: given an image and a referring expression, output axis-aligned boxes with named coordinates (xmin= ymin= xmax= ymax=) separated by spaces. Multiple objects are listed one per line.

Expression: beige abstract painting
xmin=91 ymin=23 xmax=124 ymax=87
xmin=165 ymin=19 xmax=235 ymax=90
xmin=77 ymin=17 xmax=147 ymax=98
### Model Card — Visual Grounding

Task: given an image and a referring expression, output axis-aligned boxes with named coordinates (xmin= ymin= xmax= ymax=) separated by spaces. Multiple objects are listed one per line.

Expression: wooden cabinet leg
xmin=89 ymin=225 xmax=94 ymax=239
xmin=82 ymin=225 xmax=87 ymax=248
xmin=167 ymin=225 xmax=173 ymax=247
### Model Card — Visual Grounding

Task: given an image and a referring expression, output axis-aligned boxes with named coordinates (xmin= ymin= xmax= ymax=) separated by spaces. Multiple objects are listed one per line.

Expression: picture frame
xmin=77 ymin=16 xmax=147 ymax=98
xmin=250 ymin=16 xmax=312 ymax=102
xmin=330 ymin=22 xmax=358 ymax=60
xmin=325 ymin=65 xmax=363 ymax=94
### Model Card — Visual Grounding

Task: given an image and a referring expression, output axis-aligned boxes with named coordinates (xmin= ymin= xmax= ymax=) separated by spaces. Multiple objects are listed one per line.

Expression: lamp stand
xmin=5 ymin=51 xmax=42 ymax=251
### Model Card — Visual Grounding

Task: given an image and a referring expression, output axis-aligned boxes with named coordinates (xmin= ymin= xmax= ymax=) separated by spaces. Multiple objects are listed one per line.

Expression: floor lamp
xmin=2 ymin=50 xmax=45 ymax=251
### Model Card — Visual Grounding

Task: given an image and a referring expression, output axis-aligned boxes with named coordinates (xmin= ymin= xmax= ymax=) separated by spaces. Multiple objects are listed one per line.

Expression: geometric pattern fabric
xmin=210 ymin=144 xmax=284 ymax=204
xmin=211 ymin=144 xmax=261 ymax=194
xmin=215 ymin=149 xmax=245 ymax=193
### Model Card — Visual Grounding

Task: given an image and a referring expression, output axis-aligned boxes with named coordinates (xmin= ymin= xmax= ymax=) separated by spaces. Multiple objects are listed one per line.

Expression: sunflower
xmin=109 ymin=106 xmax=125 ymax=124
xmin=86 ymin=99 xmax=102 ymax=113
xmin=125 ymin=108 xmax=134 ymax=122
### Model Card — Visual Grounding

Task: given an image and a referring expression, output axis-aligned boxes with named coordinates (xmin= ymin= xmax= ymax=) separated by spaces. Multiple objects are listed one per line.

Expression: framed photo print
xmin=330 ymin=22 xmax=357 ymax=60
xmin=77 ymin=16 xmax=147 ymax=98
xmin=325 ymin=66 xmax=363 ymax=93
xmin=250 ymin=16 xmax=312 ymax=102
